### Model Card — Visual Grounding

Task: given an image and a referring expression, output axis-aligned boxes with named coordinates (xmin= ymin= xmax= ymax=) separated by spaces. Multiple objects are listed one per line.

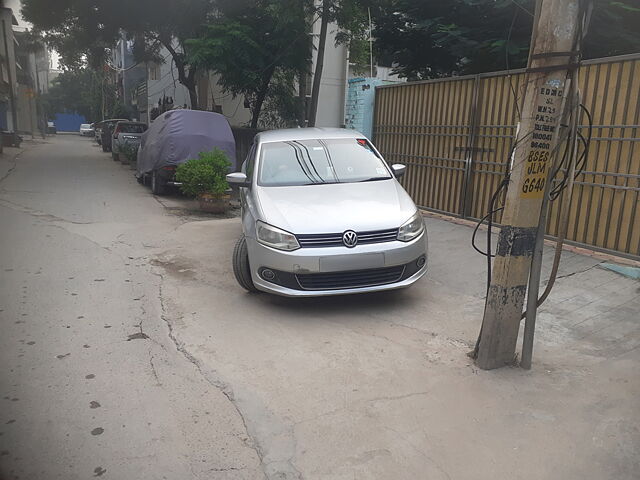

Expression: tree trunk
xmin=187 ymin=85 xmax=199 ymax=110
xmin=250 ymin=66 xmax=276 ymax=129
xmin=160 ymin=39 xmax=199 ymax=110
xmin=297 ymin=70 xmax=307 ymax=127
xmin=308 ymin=0 xmax=330 ymax=127
xmin=185 ymin=66 xmax=199 ymax=110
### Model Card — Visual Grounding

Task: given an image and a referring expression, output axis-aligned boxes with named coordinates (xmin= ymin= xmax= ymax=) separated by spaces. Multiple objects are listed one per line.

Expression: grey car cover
xmin=137 ymin=109 xmax=236 ymax=175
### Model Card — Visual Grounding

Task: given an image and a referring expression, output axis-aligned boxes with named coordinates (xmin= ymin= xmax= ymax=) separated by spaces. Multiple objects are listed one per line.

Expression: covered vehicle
xmin=112 ymin=121 xmax=147 ymax=163
xmin=136 ymin=110 xmax=236 ymax=195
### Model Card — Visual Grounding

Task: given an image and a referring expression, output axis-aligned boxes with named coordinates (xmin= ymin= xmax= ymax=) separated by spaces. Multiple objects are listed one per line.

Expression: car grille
xmin=296 ymin=265 xmax=405 ymax=290
xmin=297 ymin=228 xmax=399 ymax=248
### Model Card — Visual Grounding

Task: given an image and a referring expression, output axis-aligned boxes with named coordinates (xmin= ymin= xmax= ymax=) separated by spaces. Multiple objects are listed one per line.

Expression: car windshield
xmin=258 ymin=138 xmax=391 ymax=186
xmin=120 ymin=123 xmax=146 ymax=133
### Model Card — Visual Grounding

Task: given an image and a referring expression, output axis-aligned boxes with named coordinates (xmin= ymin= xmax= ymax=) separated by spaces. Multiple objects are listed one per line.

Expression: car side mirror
xmin=227 ymin=172 xmax=251 ymax=188
xmin=391 ymin=164 xmax=406 ymax=178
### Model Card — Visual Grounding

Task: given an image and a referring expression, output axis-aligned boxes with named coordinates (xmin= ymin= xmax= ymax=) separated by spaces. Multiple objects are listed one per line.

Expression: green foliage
xmin=120 ymin=143 xmax=139 ymax=163
xmin=186 ymin=0 xmax=311 ymax=128
xmin=111 ymin=104 xmax=131 ymax=120
xmin=42 ymin=68 xmax=115 ymax=122
xmin=370 ymin=0 xmax=640 ymax=79
xmin=349 ymin=37 xmax=371 ymax=76
xmin=175 ymin=149 xmax=231 ymax=197
xmin=21 ymin=0 xmax=214 ymax=105
xmin=259 ymin=70 xmax=301 ymax=129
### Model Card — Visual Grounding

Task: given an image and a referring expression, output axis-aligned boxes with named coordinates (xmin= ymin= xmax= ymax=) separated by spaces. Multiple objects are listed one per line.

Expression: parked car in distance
xmin=100 ymin=119 xmax=128 ymax=152
xmin=136 ymin=110 xmax=236 ymax=195
xmin=79 ymin=123 xmax=94 ymax=136
xmin=47 ymin=121 xmax=57 ymax=134
xmin=227 ymin=128 xmax=428 ymax=297
xmin=112 ymin=121 xmax=147 ymax=163
xmin=93 ymin=121 xmax=103 ymax=144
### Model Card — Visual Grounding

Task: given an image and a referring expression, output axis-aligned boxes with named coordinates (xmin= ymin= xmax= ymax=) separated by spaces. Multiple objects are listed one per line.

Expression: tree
xmin=307 ymin=0 xmax=371 ymax=126
xmin=370 ymin=0 xmax=640 ymax=80
xmin=187 ymin=0 xmax=312 ymax=128
xmin=42 ymin=69 xmax=115 ymax=122
xmin=308 ymin=0 xmax=330 ymax=127
xmin=21 ymin=0 xmax=214 ymax=108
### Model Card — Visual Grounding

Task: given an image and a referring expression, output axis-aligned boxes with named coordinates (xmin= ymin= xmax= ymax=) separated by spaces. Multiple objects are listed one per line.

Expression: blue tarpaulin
xmin=54 ymin=113 xmax=88 ymax=132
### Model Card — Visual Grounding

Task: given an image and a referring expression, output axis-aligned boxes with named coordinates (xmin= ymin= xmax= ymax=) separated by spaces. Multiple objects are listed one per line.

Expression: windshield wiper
xmin=299 ymin=181 xmax=340 ymax=186
xmin=359 ymin=176 xmax=392 ymax=182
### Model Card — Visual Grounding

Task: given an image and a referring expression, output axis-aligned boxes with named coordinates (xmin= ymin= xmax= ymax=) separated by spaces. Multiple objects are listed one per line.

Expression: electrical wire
xmin=473 ymin=0 xmax=593 ymax=361
xmin=549 ymin=104 xmax=592 ymax=200
xmin=505 ymin=8 xmax=522 ymax=121
xmin=509 ymin=0 xmax=534 ymax=17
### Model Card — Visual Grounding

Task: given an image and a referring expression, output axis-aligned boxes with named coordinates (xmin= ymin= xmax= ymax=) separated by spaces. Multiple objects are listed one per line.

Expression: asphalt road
xmin=1 ymin=135 xmax=638 ymax=480
xmin=0 ymin=136 xmax=262 ymax=479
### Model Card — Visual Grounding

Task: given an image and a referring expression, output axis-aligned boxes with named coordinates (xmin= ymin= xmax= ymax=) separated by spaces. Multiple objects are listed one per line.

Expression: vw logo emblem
xmin=342 ymin=230 xmax=358 ymax=248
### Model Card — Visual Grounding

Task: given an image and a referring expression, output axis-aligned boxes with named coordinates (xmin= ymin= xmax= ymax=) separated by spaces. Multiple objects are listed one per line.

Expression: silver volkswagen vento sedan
xmin=226 ymin=128 xmax=428 ymax=297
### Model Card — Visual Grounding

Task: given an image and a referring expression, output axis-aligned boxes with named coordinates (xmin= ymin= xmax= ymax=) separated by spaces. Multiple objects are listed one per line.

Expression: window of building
xmin=148 ymin=63 xmax=160 ymax=81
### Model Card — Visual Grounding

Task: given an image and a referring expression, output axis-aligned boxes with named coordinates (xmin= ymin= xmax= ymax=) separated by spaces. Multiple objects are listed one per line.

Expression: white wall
xmin=148 ymin=22 xmax=350 ymax=129
xmin=146 ymin=46 xmax=191 ymax=123
xmin=310 ymin=21 xmax=348 ymax=128
xmin=204 ymin=72 xmax=252 ymax=127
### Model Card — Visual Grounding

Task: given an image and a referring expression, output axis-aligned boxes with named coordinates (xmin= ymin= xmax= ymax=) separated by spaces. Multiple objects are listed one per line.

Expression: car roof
xmin=116 ymin=121 xmax=146 ymax=125
xmin=256 ymin=128 xmax=367 ymax=144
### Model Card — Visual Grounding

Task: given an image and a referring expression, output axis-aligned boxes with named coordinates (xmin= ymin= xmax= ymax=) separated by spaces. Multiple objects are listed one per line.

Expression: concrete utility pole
xmin=475 ymin=0 xmax=584 ymax=370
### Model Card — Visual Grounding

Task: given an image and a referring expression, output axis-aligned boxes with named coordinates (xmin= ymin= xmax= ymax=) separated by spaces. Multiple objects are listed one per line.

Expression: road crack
xmin=151 ymin=269 xmax=269 ymax=479
xmin=0 ymin=197 xmax=94 ymax=224
xmin=550 ymin=262 xmax=605 ymax=282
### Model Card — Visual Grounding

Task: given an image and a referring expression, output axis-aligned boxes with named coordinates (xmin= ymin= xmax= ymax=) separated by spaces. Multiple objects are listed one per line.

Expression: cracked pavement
xmin=1 ymin=135 xmax=639 ymax=480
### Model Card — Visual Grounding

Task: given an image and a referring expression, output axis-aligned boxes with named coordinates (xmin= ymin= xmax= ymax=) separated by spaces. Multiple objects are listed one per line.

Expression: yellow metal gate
xmin=373 ymin=54 xmax=640 ymax=258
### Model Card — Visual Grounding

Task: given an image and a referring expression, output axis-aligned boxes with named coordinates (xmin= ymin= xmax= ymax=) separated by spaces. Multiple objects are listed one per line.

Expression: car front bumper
xmin=245 ymin=232 xmax=428 ymax=297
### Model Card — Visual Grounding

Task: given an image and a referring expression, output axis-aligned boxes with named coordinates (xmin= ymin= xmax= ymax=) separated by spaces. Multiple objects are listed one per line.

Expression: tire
xmin=136 ymin=175 xmax=144 ymax=185
xmin=151 ymin=170 xmax=166 ymax=195
xmin=233 ymin=235 xmax=258 ymax=293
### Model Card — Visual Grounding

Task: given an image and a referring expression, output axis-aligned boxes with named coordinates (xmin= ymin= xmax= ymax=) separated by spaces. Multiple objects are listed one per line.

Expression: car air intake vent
xmin=297 ymin=228 xmax=399 ymax=248
xmin=296 ymin=265 xmax=405 ymax=290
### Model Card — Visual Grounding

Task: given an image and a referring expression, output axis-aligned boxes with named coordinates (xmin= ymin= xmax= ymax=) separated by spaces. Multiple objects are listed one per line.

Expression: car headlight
xmin=256 ymin=221 xmax=300 ymax=251
xmin=397 ymin=212 xmax=425 ymax=242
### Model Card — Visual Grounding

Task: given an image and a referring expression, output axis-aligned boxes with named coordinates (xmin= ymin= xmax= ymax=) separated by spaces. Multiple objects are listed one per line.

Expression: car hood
xmin=255 ymin=180 xmax=418 ymax=234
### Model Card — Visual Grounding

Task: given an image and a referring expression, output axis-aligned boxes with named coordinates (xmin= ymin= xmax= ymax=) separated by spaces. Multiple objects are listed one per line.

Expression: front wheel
xmin=233 ymin=236 xmax=258 ymax=293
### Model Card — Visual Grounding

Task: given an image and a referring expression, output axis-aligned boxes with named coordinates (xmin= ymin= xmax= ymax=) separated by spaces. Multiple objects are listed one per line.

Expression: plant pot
xmin=198 ymin=193 xmax=230 ymax=214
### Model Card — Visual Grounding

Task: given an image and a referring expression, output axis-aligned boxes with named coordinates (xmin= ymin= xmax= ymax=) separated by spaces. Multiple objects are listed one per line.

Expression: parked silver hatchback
xmin=227 ymin=128 xmax=428 ymax=297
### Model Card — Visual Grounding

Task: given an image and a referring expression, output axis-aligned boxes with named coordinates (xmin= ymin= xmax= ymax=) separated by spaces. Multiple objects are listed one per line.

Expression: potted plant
xmin=120 ymin=142 xmax=139 ymax=169
xmin=175 ymin=149 xmax=231 ymax=214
